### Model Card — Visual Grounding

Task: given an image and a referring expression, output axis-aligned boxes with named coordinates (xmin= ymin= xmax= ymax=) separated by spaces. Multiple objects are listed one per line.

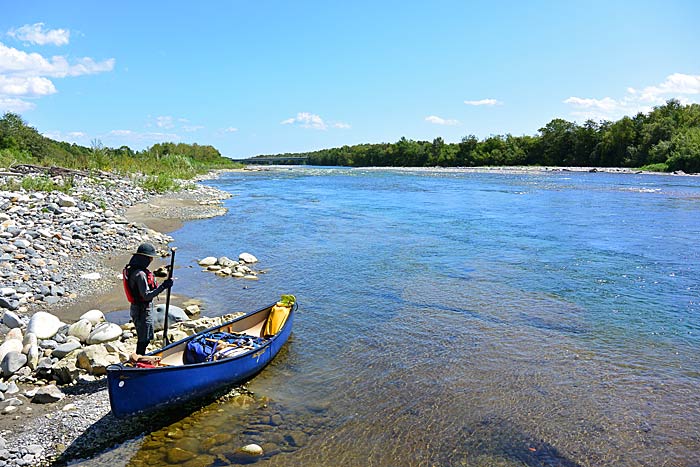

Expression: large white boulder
xmin=153 ymin=305 xmax=189 ymax=331
xmin=238 ymin=253 xmax=258 ymax=264
xmin=86 ymin=322 xmax=122 ymax=345
xmin=68 ymin=319 xmax=93 ymax=343
xmin=80 ymin=309 xmax=105 ymax=326
xmin=198 ymin=257 xmax=218 ymax=266
xmin=27 ymin=312 xmax=63 ymax=339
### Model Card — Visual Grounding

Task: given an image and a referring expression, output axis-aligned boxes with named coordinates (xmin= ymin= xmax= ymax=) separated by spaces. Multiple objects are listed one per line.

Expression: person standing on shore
xmin=122 ymin=243 xmax=173 ymax=355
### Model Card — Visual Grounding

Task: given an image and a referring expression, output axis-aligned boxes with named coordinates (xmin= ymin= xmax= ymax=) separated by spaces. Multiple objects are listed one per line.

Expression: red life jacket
xmin=122 ymin=265 xmax=157 ymax=304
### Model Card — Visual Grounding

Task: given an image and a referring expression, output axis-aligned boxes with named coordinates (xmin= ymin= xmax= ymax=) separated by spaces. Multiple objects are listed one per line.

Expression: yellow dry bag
xmin=263 ymin=303 xmax=291 ymax=337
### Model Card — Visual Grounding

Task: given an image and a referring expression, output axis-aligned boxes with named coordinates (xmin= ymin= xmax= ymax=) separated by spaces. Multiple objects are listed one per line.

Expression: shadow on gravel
xmin=60 ymin=378 xmax=108 ymax=396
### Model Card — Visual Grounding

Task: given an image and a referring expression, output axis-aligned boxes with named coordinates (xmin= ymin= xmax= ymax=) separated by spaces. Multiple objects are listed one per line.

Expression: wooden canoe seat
xmin=160 ymin=350 xmax=185 ymax=366
xmin=242 ymin=320 xmax=265 ymax=338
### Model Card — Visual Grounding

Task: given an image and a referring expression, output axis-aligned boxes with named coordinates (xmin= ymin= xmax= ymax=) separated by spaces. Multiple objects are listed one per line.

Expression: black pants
xmin=130 ymin=302 xmax=154 ymax=354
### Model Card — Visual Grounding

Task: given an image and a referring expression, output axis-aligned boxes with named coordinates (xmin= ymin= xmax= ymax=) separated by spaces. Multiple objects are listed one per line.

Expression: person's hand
xmin=162 ymin=278 xmax=174 ymax=289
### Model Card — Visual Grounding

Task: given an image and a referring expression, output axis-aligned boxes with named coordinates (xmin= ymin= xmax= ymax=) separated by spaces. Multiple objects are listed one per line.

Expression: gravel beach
xmin=0 ymin=167 xmax=234 ymax=466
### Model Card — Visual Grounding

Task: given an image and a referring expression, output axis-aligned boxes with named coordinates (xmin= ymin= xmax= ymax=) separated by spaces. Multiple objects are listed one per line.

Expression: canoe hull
xmin=107 ymin=302 xmax=295 ymax=418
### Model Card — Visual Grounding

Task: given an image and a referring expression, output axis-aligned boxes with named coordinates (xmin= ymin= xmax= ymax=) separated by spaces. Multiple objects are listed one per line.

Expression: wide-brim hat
xmin=134 ymin=243 xmax=158 ymax=257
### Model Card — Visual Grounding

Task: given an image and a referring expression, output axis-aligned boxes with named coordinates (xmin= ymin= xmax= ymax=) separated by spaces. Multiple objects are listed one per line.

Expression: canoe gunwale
xmin=107 ymin=301 xmax=297 ymax=375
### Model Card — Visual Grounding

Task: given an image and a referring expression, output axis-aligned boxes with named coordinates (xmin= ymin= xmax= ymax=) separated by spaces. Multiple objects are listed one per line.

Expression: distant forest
xmin=0 ymin=112 xmax=239 ymax=180
xmin=255 ymin=100 xmax=700 ymax=173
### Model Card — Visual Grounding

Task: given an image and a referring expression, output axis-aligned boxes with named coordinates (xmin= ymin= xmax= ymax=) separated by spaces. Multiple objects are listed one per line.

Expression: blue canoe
xmin=107 ymin=301 xmax=296 ymax=418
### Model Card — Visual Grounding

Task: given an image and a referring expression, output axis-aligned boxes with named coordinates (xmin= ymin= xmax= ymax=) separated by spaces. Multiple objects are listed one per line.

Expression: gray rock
xmin=26 ymin=344 xmax=39 ymax=371
xmin=13 ymin=239 xmax=30 ymax=249
xmin=21 ymin=333 xmax=37 ymax=354
xmin=0 ymin=298 xmax=18 ymax=311
xmin=35 ymin=357 xmax=53 ymax=379
xmin=2 ymin=311 xmax=23 ymax=329
xmin=76 ymin=345 xmax=120 ymax=375
xmin=1 ymin=351 xmax=27 ymax=377
xmin=32 ymin=385 xmax=64 ymax=404
xmin=57 ymin=195 xmax=77 ymax=207
xmin=39 ymin=340 xmax=58 ymax=350
xmin=0 ymin=340 xmax=23 ymax=363
xmin=52 ymin=353 xmax=80 ymax=384
xmin=44 ymin=296 xmax=60 ymax=305
xmin=153 ymin=304 xmax=189 ymax=331
xmin=0 ymin=397 xmax=23 ymax=409
xmin=52 ymin=341 xmax=82 ymax=359
xmin=46 ymin=202 xmax=62 ymax=213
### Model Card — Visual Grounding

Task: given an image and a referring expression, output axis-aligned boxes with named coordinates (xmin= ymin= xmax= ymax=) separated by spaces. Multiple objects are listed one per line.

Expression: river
xmin=89 ymin=167 xmax=700 ymax=466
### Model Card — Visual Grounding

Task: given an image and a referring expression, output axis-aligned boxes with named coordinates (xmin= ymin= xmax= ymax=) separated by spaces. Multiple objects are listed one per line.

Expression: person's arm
xmin=133 ymin=271 xmax=168 ymax=302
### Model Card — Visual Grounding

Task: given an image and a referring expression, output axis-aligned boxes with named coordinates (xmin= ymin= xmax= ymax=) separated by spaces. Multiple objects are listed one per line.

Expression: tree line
xmin=255 ymin=100 xmax=700 ymax=173
xmin=0 ymin=112 xmax=239 ymax=180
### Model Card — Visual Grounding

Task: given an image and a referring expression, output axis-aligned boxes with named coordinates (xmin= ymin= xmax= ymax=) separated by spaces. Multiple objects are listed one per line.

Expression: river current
xmin=90 ymin=167 xmax=700 ymax=466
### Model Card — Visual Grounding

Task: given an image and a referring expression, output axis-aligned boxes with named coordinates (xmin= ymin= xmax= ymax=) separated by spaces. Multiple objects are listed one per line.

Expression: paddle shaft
xmin=163 ymin=247 xmax=177 ymax=345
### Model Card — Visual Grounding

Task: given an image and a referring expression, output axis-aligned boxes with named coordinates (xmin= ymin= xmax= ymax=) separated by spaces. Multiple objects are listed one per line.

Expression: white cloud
xmin=0 ymin=40 xmax=114 ymax=112
xmin=564 ymin=73 xmax=700 ymax=121
xmin=68 ymin=131 xmax=86 ymax=138
xmin=183 ymin=125 xmax=204 ymax=132
xmin=0 ymin=75 xmax=56 ymax=96
xmin=156 ymin=116 xmax=174 ymax=129
xmin=0 ymin=96 xmax=35 ymax=112
xmin=464 ymin=98 xmax=502 ymax=106
xmin=425 ymin=115 xmax=459 ymax=126
xmin=0 ymin=43 xmax=114 ymax=78
xmin=107 ymin=129 xmax=180 ymax=144
xmin=8 ymin=23 xmax=70 ymax=46
xmin=281 ymin=112 xmax=350 ymax=130
xmin=223 ymin=127 xmax=238 ymax=133
xmin=109 ymin=129 xmax=133 ymax=136
xmin=281 ymin=112 xmax=327 ymax=130
xmin=637 ymin=73 xmax=700 ymax=103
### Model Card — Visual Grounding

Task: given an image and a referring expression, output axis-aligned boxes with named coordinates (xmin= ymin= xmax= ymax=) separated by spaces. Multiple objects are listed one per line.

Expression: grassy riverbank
xmin=0 ymin=113 xmax=243 ymax=193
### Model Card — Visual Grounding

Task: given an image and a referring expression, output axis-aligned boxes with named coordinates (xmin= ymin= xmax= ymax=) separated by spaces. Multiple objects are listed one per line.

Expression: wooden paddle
xmin=163 ymin=247 xmax=177 ymax=345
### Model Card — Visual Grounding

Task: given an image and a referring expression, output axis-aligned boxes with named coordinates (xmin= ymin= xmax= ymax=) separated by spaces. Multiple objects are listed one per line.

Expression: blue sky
xmin=1 ymin=1 xmax=699 ymax=159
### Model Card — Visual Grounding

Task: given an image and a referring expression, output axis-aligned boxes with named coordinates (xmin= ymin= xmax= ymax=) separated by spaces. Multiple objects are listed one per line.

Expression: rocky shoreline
xmin=0 ymin=167 xmax=235 ymax=466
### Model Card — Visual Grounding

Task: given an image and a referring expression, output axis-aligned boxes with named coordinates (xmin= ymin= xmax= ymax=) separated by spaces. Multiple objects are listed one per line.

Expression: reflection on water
xmin=74 ymin=168 xmax=700 ymax=466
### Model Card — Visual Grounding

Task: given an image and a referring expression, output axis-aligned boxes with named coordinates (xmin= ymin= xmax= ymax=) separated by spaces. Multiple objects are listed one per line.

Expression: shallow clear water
xmin=90 ymin=168 xmax=700 ymax=466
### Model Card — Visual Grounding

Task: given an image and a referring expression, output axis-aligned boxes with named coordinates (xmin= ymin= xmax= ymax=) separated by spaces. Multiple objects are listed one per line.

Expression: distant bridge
xmin=239 ymin=156 xmax=309 ymax=165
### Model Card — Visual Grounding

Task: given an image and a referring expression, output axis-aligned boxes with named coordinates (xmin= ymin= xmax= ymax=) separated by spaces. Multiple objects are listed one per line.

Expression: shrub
xmin=138 ymin=174 xmax=180 ymax=193
xmin=638 ymin=163 xmax=668 ymax=172
xmin=21 ymin=175 xmax=73 ymax=193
